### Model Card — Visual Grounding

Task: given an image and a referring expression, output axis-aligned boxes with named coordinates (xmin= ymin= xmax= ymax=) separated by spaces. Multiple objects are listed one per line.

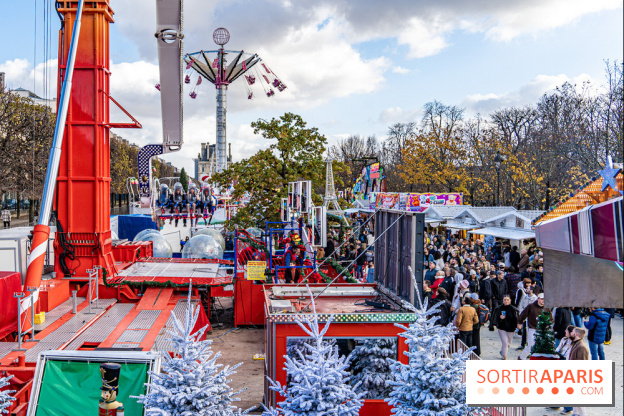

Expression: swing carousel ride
xmin=135 ymin=27 xmax=286 ymax=227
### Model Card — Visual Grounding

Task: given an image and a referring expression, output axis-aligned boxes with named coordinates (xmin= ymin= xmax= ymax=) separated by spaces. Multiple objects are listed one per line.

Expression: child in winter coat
xmin=584 ymin=308 xmax=610 ymax=360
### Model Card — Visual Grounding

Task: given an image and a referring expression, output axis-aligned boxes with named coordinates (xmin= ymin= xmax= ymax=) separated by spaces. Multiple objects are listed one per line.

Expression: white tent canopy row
xmin=467 ymin=226 xmax=536 ymax=240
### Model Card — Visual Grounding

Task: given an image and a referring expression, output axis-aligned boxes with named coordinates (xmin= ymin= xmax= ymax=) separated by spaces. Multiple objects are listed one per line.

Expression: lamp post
xmin=494 ymin=151 xmax=503 ymax=206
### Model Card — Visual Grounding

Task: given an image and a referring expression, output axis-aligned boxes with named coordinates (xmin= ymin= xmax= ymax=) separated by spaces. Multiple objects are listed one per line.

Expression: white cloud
xmin=461 ymin=72 xmax=599 ymax=115
xmin=392 ymin=66 xmax=410 ymax=74
xmin=483 ymin=0 xmax=623 ymax=41
xmin=0 ymin=58 xmax=58 ymax=98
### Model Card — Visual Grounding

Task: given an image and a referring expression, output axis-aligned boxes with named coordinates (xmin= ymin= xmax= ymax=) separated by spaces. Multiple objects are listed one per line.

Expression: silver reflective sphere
xmin=134 ymin=232 xmax=173 ymax=258
xmin=182 ymin=235 xmax=224 ymax=259
xmin=194 ymin=228 xmax=225 ymax=250
xmin=133 ymin=228 xmax=160 ymax=242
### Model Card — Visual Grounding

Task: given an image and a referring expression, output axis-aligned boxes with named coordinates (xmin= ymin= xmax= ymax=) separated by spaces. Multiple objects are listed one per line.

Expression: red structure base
xmin=234 ymin=277 xmax=265 ymax=326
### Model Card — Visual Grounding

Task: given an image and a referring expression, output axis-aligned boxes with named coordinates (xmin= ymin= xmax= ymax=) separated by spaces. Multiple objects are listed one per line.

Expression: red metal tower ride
xmin=53 ymin=0 xmax=116 ymax=279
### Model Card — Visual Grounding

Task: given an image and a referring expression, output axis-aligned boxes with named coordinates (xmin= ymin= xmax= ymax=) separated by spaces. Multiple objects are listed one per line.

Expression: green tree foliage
xmin=0 ymin=91 xmax=55 ymax=219
xmin=212 ymin=113 xmax=328 ymax=228
xmin=179 ymin=167 xmax=189 ymax=192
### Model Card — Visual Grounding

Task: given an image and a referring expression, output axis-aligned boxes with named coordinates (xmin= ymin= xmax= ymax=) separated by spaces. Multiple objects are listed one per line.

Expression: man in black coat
xmin=325 ymin=238 xmax=335 ymax=259
xmin=489 ymin=271 xmax=508 ymax=331
xmin=553 ymin=307 xmax=572 ymax=347
xmin=509 ymin=246 xmax=521 ymax=271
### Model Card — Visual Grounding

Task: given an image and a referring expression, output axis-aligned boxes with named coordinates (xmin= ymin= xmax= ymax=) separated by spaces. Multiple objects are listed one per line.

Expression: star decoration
xmin=597 ymin=167 xmax=621 ymax=192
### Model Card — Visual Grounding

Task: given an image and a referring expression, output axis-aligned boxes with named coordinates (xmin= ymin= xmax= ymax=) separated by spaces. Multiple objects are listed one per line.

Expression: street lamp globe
xmin=494 ymin=150 xmax=503 ymax=169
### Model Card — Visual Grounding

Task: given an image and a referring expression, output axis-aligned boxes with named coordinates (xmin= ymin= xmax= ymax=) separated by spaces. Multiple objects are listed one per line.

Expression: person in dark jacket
xmin=468 ymin=270 xmax=479 ymax=293
xmin=489 ymin=271 xmax=508 ymax=331
xmin=422 ymin=279 xmax=434 ymax=308
xmin=439 ymin=274 xmax=456 ymax=300
xmin=469 ymin=294 xmax=483 ymax=356
xmin=478 ymin=272 xmax=492 ymax=301
xmin=553 ymin=307 xmax=572 ymax=348
xmin=424 ymin=261 xmax=438 ymax=284
xmin=572 ymin=307 xmax=583 ymax=328
xmin=494 ymin=294 xmax=519 ymax=359
xmin=433 ymin=288 xmax=452 ymax=327
xmin=504 ymin=268 xmax=522 ymax=297
xmin=325 ymin=238 xmax=335 ymax=258
xmin=584 ymin=308 xmax=610 ymax=360
xmin=509 ymin=246 xmax=520 ymax=270
xmin=604 ymin=308 xmax=616 ymax=345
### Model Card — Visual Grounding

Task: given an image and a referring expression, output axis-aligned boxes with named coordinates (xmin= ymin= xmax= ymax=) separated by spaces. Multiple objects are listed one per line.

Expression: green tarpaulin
xmin=35 ymin=360 xmax=148 ymax=416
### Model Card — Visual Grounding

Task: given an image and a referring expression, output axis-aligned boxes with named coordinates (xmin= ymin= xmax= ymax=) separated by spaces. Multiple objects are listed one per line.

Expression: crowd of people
xmin=420 ymin=230 xmax=616 ymax=370
xmin=274 ymin=212 xmax=376 ymax=284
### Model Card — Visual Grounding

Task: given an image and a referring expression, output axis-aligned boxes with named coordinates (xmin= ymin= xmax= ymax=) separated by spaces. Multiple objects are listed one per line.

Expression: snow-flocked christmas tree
xmin=350 ymin=338 xmax=397 ymax=399
xmin=263 ymin=286 xmax=364 ymax=416
xmin=134 ymin=284 xmax=249 ymax=416
xmin=0 ymin=375 xmax=15 ymax=415
xmin=386 ymin=268 xmax=486 ymax=416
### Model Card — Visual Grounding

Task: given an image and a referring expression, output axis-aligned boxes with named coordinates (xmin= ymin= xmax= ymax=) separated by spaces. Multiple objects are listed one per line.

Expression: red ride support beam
xmin=54 ymin=1 xmax=116 ymax=278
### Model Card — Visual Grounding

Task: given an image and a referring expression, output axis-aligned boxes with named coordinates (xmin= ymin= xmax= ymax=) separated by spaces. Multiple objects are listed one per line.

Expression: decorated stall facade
xmin=263 ymin=284 xmax=414 ymax=416
xmin=370 ymin=192 xmax=463 ymax=211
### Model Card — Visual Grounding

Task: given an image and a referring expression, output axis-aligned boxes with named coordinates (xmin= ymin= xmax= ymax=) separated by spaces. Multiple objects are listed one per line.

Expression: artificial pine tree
xmin=263 ymin=286 xmax=364 ymax=416
xmin=0 ymin=375 xmax=15 ymax=415
xmin=386 ymin=269 xmax=487 ymax=416
xmin=134 ymin=285 xmax=249 ymax=415
xmin=350 ymin=338 xmax=397 ymax=399
xmin=530 ymin=311 xmax=559 ymax=359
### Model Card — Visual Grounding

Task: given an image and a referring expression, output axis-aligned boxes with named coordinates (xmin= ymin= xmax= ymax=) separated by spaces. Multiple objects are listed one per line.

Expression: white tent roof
xmin=423 ymin=205 xmax=472 ymax=220
xmin=453 ymin=206 xmax=517 ymax=223
xmin=468 ymin=227 xmax=535 ymax=240
xmin=444 ymin=222 xmax=481 ymax=230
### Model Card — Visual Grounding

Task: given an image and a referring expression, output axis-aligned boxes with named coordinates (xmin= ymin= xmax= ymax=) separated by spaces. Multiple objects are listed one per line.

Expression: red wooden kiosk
xmin=263 ymin=284 xmax=415 ymax=416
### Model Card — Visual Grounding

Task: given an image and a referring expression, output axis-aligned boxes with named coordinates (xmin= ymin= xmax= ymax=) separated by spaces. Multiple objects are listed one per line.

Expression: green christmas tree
xmin=179 ymin=167 xmax=189 ymax=192
xmin=530 ymin=312 xmax=558 ymax=357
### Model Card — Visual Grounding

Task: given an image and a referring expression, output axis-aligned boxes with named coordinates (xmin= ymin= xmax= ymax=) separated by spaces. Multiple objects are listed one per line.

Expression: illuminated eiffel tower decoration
xmin=323 ymin=158 xmax=347 ymax=221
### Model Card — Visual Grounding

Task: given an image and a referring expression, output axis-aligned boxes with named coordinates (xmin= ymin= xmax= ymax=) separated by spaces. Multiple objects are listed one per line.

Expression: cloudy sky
xmin=1 ymin=0 xmax=622 ymax=175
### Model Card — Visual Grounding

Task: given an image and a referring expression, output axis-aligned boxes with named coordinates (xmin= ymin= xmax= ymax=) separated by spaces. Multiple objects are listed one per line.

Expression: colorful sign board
xmin=373 ymin=192 xmax=463 ymax=211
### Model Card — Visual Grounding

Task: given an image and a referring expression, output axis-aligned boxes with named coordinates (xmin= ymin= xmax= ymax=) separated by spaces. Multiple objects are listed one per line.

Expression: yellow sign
xmin=247 ymin=261 xmax=267 ymax=280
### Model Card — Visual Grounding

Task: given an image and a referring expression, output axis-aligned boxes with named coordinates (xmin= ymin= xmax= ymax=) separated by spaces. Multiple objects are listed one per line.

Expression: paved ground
xmin=480 ymin=314 xmax=623 ymax=416
xmin=205 ymin=325 xmax=265 ymax=412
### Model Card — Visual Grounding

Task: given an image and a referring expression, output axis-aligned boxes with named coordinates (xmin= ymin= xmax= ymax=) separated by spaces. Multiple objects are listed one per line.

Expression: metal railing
xmin=449 ymin=338 xmax=527 ymax=416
